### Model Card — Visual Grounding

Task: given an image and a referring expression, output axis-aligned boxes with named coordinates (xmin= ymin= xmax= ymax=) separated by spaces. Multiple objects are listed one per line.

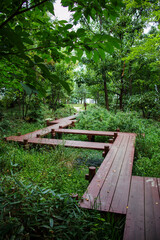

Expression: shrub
xmin=0 ymin=177 xmax=124 ymax=240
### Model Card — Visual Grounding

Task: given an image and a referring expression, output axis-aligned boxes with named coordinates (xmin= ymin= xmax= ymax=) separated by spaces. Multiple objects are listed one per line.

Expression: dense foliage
xmin=0 ymin=106 xmax=126 ymax=240
xmin=76 ymin=106 xmax=160 ymax=178
xmin=0 ymin=0 xmax=160 ymax=239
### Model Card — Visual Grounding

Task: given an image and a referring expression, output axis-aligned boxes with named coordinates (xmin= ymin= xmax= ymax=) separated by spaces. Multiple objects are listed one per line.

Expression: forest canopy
xmin=0 ymin=0 xmax=159 ymax=119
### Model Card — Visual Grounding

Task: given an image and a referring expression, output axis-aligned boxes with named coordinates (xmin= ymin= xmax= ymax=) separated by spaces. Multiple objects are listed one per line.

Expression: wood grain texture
xmin=80 ymin=134 xmax=123 ymax=210
xmin=28 ymin=138 xmax=112 ymax=150
xmin=123 ymin=176 xmax=145 ymax=240
xmin=110 ymin=134 xmax=136 ymax=214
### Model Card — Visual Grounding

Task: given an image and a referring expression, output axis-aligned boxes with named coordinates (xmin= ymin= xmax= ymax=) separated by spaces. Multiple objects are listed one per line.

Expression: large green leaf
xmin=37 ymin=64 xmax=51 ymax=78
xmin=93 ymin=50 xmax=99 ymax=63
xmin=20 ymin=83 xmax=38 ymax=95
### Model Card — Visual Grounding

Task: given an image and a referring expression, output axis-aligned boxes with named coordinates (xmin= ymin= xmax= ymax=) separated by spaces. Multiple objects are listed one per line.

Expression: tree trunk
xmin=129 ymin=63 xmax=132 ymax=96
xmin=119 ymin=61 xmax=125 ymax=110
xmin=102 ymin=65 xmax=109 ymax=110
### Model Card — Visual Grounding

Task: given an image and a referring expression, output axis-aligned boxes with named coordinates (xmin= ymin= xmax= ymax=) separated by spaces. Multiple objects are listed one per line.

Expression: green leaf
xmin=46 ymin=2 xmax=54 ymax=15
xmin=77 ymin=49 xmax=83 ymax=59
xmin=49 ymin=218 xmax=54 ymax=228
xmin=22 ymin=37 xmax=34 ymax=45
xmin=93 ymin=50 xmax=99 ymax=63
xmin=98 ymin=48 xmax=105 ymax=60
xmin=103 ymin=35 xmax=121 ymax=49
xmin=77 ymin=28 xmax=85 ymax=37
xmin=73 ymin=11 xmax=82 ymax=22
xmin=20 ymin=83 xmax=38 ymax=95
xmin=86 ymin=50 xmax=92 ymax=60
xmin=71 ymin=56 xmax=77 ymax=64
xmin=34 ymin=55 xmax=43 ymax=63
xmin=65 ymin=24 xmax=73 ymax=30
xmin=60 ymin=80 xmax=71 ymax=93
xmin=92 ymin=34 xmax=102 ymax=42
xmin=37 ymin=64 xmax=50 ymax=78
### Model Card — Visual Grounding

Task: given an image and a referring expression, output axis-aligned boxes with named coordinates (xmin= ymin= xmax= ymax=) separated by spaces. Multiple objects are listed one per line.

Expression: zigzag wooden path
xmin=5 ymin=114 xmax=160 ymax=240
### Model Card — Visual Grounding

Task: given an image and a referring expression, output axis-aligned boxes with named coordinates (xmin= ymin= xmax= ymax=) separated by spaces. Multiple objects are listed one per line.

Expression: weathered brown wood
xmin=23 ymin=139 xmax=28 ymax=145
xmin=28 ymin=138 xmax=112 ymax=150
xmin=46 ymin=120 xmax=50 ymax=126
xmin=110 ymin=134 xmax=136 ymax=214
xmin=80 ymin=134 xmax=123 ymax=210
xmin=49 ymin=114 xmax=78 ymax=125
xmin=98 ymin=134 xmax=130 ymax=212
xmin=6 ymin=120 xmax=76 ymax=141
xmin=89 ymin=167 xmax=96 ymax=183
xmin=71 ymin=194 xmax=79 ymax=200
xmin=102 ymin=146 xmax=109 ymax=157
xmin=55 ymin=129 xmax=116 ymax=137
xmin=123 ymin=176 xmax=145 ymax=240
xmin=85 ymin=174 xmax=89 ymax=180
xmin=144 ymin=177 xmax=160 ymax=240
xmin=114 ymin=132 xmax=118 ymax=140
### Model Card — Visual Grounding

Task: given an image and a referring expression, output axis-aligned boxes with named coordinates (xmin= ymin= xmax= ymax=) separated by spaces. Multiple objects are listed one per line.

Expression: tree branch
xmin=0 ymin=1 xmax=25 ymax=29
xmin=0 ymin=0 xmax=49 ymax=29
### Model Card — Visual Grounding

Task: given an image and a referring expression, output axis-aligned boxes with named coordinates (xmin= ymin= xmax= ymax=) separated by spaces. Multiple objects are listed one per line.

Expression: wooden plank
xmin=55 ymin=129 xmax=115 ymax=137
xmin=98 ymin=134 xmax=130 ymax=212
xmin=123 ymin=176 xmax=145 ymax=240
xmin=80 ymin=134 xmax=123 ymax=210
xmin=49 ymin=114 xmax=78 ymax=124
xmin=110 ymin=134 xmax=136 ymax=214
xmin=6 ymin=120 xmax=74 ymax=141
xmin=145 ymin=177 xmax=160 ymax=240
xmin=28 ymin=138 xmax=112 ymax=150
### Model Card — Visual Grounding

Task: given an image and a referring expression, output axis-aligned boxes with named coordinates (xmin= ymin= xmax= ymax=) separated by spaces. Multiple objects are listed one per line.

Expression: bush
xmin=0 ymin=176 xmax=124 ymax=240
xmin=127 ymin=92 xmax=160 ymax=120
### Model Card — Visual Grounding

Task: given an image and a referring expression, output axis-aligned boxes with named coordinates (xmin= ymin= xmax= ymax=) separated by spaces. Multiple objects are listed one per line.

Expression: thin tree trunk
xmin=102 ymin=66 xmax=109 ymax=110
xmin=119 ymin=61 xmax=125 ymax=110
xmin=129 ymin=63 xmax=132 ymax=96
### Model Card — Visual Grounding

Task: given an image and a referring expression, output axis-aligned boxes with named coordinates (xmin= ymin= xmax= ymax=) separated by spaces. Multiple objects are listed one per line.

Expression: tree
xmin=0 ymin=0 xmax=123 ymax=96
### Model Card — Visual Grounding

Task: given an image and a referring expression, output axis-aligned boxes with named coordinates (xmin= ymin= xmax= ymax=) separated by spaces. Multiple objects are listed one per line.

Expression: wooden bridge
xmin=5 ymin=114 xmax=160 ymax=240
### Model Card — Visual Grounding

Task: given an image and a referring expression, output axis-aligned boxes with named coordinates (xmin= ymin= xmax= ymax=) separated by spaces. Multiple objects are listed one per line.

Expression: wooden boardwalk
xmin=5 ymin=114 xmax=160 ymax=239
xmin=80 ymin=133 xmax=136 ymax=214
xmin=123 ymin=176 xmax=160 ymax=240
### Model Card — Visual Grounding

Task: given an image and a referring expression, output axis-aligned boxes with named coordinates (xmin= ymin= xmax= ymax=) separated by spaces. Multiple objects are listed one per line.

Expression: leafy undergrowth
xmin=0 ymin=175 xmax=124 ymax=240
xmin=1 ymin=105 xmax=159 ymax=239
xmin=0 ymin=104 xmax=125 ymax=239
xmin=0 ymin=141 xmax=124 ymax=240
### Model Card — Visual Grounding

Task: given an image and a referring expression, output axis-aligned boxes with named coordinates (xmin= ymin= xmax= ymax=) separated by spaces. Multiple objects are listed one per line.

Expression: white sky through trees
xmin=54 ymin=0 xmax=71 ymax=20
